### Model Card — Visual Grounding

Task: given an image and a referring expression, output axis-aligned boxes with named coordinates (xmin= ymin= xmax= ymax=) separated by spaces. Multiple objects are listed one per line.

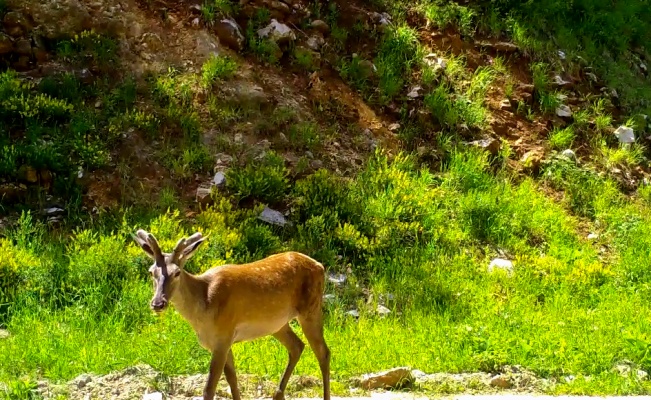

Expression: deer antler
xmin=135 ymin=229 xmax=166 ymax=267
xmin=171 ymin=232 xmax=205 ymax=264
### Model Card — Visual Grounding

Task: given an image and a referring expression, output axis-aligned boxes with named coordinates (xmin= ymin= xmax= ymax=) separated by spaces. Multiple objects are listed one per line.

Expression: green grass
xmin=4 ymin=149 xmax=651 ymax=395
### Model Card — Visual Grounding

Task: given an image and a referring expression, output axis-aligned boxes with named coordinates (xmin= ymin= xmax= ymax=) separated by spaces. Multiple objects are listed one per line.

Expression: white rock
xmin=558 ymin=50 xmax=566 ymax=60
xmin=561 ymin=149 xmax=576 ymax=161
xmin=406 ymin=86 xmax=422 ymax=98
xmin=258 ymin=206 xmax=290 ymax=227
xmin=614 ymin=126 xmax=635 ymax=143
xmin=257 ymin=19 xmax=296 ymax=44
xmin=212 ymin=171 xmax=226 ymax=187
xmin=143 ymin=392 xmax=163 ymax=400
xmin=346 ymin=309 xmax=360 ymax=318
xmin=553 ymin=75 xmax=571 ymax=87
xmin=556 ymin=105 xmax=572 ymax=118
xmin=488 ymin=258 xmax=513 ymax=274
xmin=376 ymin=305 xmax=391 ymax=316
xmin=641 ymin=63 xmax=648 ymax=73
xmin=587 ymin=233 xmax=599 ymax=240
xmin=328 ymin=273 xmax=346 ymax=285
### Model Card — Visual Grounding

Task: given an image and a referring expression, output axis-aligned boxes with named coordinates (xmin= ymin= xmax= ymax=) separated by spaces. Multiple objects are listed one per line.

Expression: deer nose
xmin=151 ymin=298 xmax=167 ymax=311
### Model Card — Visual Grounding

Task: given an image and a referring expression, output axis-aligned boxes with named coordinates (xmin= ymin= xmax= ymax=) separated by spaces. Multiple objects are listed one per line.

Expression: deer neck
xmin=170 ymin=269 xmax=208 ymax=325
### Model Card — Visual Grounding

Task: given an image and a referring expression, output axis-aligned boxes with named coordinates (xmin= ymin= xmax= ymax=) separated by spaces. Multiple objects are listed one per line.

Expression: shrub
xmin=226 ymin=151 xmax=289 ymax=204
xmin=201 ymin=54 xmax=238 ymax=87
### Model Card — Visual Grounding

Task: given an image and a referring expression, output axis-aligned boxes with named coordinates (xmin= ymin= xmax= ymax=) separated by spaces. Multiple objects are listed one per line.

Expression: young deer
xmin=132 ymin=229 xmax=331 ymax=400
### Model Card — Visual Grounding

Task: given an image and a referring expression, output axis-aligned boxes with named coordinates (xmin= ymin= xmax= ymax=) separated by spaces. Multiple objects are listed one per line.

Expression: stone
xmin=211 ymin=171 xmax=226 ymax=188
xmin=306 ymin=34 xmax=325 ymax=51
xmin=0 ymin=33 xmax=14 ymax=55
xmin=143 ymin=392 xmax=163 ymax=400
xmin=346 ymin=309 xmax=360 ymax=318
xmin=328 ymin=273 xmax=346 ymax=285
xmin=556 ymin=105 xmax=572 ymax=118
xmin=258 ymin=19 xmax=296 ymax=44
xmin=196 ymin=186 xmax=213 ymax=206
xmin=520 ymin=150 xmax=543 ymax=172
xmin=552 ymin=75 xmax=572 ymax=88
xmin=490 ymin=375 xmax=513 ymax=389
xmin=73 ymin=374 xmax=92 ymax=388
xmin=560 ymin=149 xmax=576 ymax=161
xmin=488 ymin=258 xmax=513 ymax=274
xmin=587 ymin=233 xmax=599 ymax=240
xmin=310 ymin=19 xmax=329 ymax=34
xmin=499 ymin=99 xmax=512 ymax=111
xmin=15 ymin=39 xmax=32 ymax=56
xmin=356 ymin=367 xmax=413 ymax=390
xmin=614 ymin=126 xmax=635 ymax=144
xmin=558 ymin=50 xmax=566 ymax=59
xmin=585 ymin=72 xmax=598 ymax=83
xmin=478 ymin=41 xmax=519 ymax=53
xmin=407 ymin=86 xmax=422 ymax=99
xmin=44 ymin=206 xmax=65 ymax=217
xmin=221 ymin=80 xmax=268 ymax=108
xmin=3 ymin=11 xmax=32 ymax=37
xmin=376 ymin=305 xmax=391 ymax=317
xmin=270 ymin=0 xmax=291 ymax=14
xmin=423 ymin=53 xmax=447 ymax=70
xmin=12 ymin=0 xmax=92 ymax=40
xmin=469 ymin=138 xmax=500 ymax=156
xmin=369 ymin=12 xmax=391 ymax=30
xmin=258 ymin=206 xmax=290 ymax=227
xmin=214 ymin=18 xmax=245 ymax=51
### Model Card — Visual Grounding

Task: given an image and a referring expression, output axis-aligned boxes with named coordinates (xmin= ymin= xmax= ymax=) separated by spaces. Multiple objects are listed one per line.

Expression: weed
xmin=226 ymin=151 xmax=289 ymax=204
xmin=549 ymin=126 xmax=576 ymax=150
xmin=201 ymin=54 xmax=238 ymax=87
xmin=288 ymin=122 xmax=322 ymax=151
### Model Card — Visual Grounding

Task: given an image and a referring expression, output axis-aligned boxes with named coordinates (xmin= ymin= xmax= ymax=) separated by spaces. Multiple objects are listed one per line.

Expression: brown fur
xmin=132 ymin=230 xmax=331 ymax=400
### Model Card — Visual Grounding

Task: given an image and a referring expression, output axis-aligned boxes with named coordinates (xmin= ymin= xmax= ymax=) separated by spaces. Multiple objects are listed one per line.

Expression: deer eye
xmin=173 ymin=269 xmax=181 ymax=278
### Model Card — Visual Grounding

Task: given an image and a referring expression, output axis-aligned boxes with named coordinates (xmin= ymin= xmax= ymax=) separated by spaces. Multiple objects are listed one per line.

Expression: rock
xmin=556 ymin=105 xmax=572 ymax=118
xmin=585 ymin=72 xmax=598 ymax=83
xmin=196 ymin=186 xmax=213 ymax=206
xmin=369 ymin=12 xmax=391 ymax=30
xmin=306 ymin=34 xmax=325 ymax=51
xmin=358 ymin=60 xmax=376 ymax=77
xmin=552 ymin=75 xmax=572 ymax=88
xmin=614 ymin=126 xmax=635 ymax=144
xmin=346 ymin=309 xmax=360 ymax=318
xmin=478 ymin=41 xmax=518 ymax=53
xmin=44 ymin=206 xmax=65 ymax=217
xmin=587 ymin=233 xmax=599 ymax=240
xmin=270 ymin=0 xmax=291 ymax=14
xmin=0 ymin=33 xmax=14 ymax=54
xmin=469 ymin=138 xmax=500 ymax=156
xmin=558 ymin=50 xmax=566 ymax=60
xmin=143 ymin=392 xmax=163 ymax=400
xmin=310 ymin=160 xmax=323 ymax=170
xmin=13 ymin=0 xmax=92 ymax=40
xmin=423 ymin=53 xmax=447 ymax=70
xmin=311 ymin=19 xmax=329 ymax=34
xmin=15 ymin=39 xmax=32 ymax=56
xmin=221 ymin=80 xmax=268 ymax=108
xmin=490 ymin=375 xmax=512 ymax=389
xmin=0 ymin=329 xmax=10 ymax=339
xmin=211 ymin=171 xmax=226 ymax=188
xmin=488 ymin=258 xmax=513 ymax=274
xmin=258 ymin=206 xmax=290 ymax=227
xmin=376 ymin=305 xmax=391 ymax=317
xmin=388 ymin=123 xmax=400 ymax=131
xmin=560 ymin=149 xmax=576 ymax=161
xmin=407 ymin=86 xmax=422 ymax=99
xmin=3 ymin=11 xmax=32 ymax=37
xmin=328 ymin=273 xmax=346 ymax=285
xmin=215 ymin=153 xmax=233 ymax=167
xmin=73 ymin=374 xmax=92 ymax=389
xmin=499 ymin=99 xmax=512 ymax=111
xmin=258 ymin=19 xmax=296 ymax=44
xmin=520 ymin=150 xmax=543 ymax=172
xmin=214 ymin=18 xmax=245 ymax=51
xmin=356 ymin=367 xmax=413 ymax=390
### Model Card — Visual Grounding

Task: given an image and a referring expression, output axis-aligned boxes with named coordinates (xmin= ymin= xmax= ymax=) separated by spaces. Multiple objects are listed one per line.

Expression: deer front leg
xmin=204 ymin=345 xmax=230 ymax=400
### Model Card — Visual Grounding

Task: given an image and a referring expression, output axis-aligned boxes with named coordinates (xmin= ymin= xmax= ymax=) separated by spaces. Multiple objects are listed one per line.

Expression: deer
xmin=131 ymin=229 xmax=331 ymax=400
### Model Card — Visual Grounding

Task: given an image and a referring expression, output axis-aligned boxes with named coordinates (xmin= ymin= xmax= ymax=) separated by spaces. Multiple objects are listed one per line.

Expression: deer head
xmin=132 ymin=229 xmax=207 ymax=312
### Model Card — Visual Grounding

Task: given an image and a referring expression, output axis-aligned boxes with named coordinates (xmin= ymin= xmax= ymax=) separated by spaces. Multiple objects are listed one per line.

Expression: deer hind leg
xmin=272 ymin=323 xmax=306 ymax=400
xmin=297 ymin=312 xmax=330 ymax=400
xmin=224 ymin=349 xmax=241 ymax=400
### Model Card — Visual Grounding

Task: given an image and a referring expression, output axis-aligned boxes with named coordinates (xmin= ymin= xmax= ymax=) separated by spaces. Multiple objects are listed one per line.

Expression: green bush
xmin=226 ymin=151 xmax=289 ymax=204
xmin=201 ymin=54 xmax=238 ymax=87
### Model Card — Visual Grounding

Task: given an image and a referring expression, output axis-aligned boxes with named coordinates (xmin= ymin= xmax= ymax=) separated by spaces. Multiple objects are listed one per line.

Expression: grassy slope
xmin=2 ymin=0 xmax=651 ymax=398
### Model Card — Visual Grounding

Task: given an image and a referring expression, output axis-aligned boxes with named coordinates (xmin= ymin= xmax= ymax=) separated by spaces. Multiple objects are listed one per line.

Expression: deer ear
xmin=132 ymin=231 xmax=156 ymax=260
xmin=181 ymin=237 xmax=207 ymax=261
